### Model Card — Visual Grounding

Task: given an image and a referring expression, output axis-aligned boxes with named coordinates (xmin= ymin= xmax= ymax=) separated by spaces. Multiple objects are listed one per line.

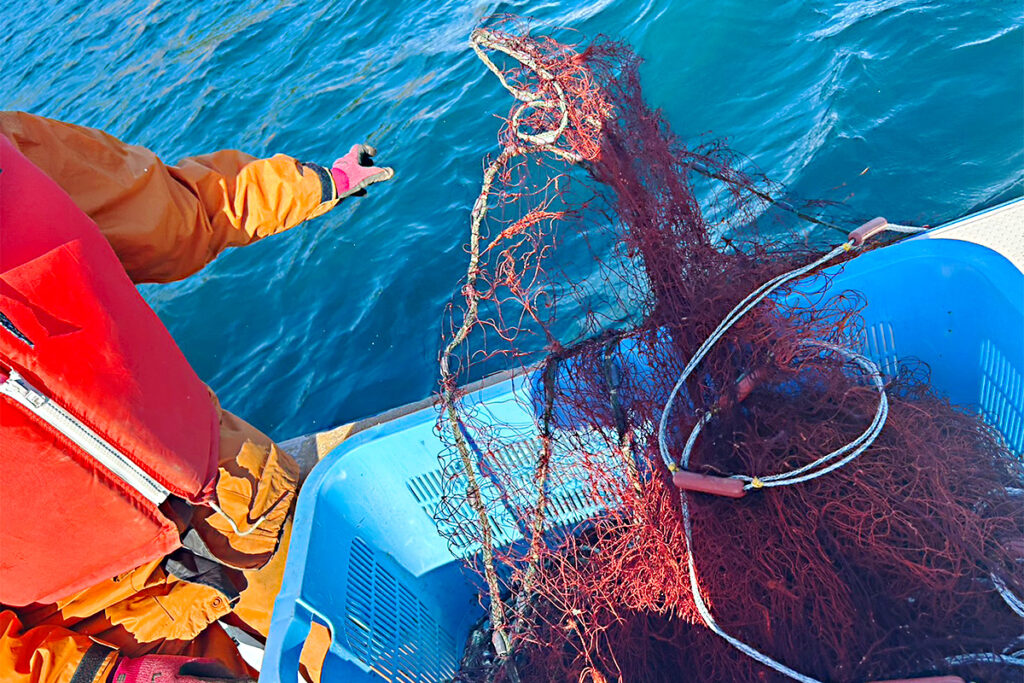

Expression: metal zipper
xmin=0 ymin=370 xmax=170 ymax=506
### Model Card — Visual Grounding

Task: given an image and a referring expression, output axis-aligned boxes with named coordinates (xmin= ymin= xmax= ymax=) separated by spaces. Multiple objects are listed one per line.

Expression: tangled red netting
xmin=436 ymin=19 xmax=1023 ymax=683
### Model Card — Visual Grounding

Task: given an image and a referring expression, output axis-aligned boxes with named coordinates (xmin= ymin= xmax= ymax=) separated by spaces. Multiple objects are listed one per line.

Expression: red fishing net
xmin=438 ymin=20 xmax=1023 ymax=683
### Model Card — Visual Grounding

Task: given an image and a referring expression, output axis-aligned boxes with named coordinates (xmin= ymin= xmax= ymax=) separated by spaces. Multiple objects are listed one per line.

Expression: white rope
xmin=658 ymin=242 xmax=851 ymax=471
xmin=677 ymin=341 xmax=888 ymax=490
xmin=741 ymin=342 xmax=887 ymax=487
xmin=438 ymin=27 xmax=589 ymax=663
xmin=672 ymin=342 xmax=890 ymax=683
xmin=945 ymin=652 xmax=1024 ymax=666
xmin=655 ymin=221 xmax=937 ymax=681
xmin=658 ymin=245 xmax=855 ymax=683
xmin=992 ymin=574 xmax=1024 ymax=619
xmin=883 ymin=222 xmax=928 ymax=234
xmin=678 ymin=489 xmax=822 ymax=682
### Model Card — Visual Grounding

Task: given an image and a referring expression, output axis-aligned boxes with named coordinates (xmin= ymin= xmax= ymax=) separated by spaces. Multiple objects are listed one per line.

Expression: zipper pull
xmin=1 ymin=370 xmax=47 ymax=408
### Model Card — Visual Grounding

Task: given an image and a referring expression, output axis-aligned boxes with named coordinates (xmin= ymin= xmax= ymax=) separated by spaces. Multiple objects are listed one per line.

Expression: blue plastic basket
xmin=262 ymin=199 xmax=1023 ymax=682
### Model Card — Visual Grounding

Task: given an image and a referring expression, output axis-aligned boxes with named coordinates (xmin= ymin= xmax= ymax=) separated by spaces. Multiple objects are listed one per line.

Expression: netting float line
xmin=438 ymin=19 xmax=1024 ymax=683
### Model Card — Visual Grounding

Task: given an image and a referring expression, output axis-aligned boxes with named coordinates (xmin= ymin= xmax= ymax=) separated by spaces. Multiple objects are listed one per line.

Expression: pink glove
xmin=330 ymin=143 xmax=394 ymax=199
xmin=110 ymin=655 xmax=253 ymax=683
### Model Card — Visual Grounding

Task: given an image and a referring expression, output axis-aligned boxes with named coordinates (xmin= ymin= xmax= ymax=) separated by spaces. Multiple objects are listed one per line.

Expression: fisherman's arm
xmin=0 ymin=111 xmax=391 ymax=284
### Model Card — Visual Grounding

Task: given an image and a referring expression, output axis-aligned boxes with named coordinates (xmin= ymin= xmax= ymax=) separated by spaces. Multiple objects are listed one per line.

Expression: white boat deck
xmin=923 ymin=197 xmax=1024 ymax=273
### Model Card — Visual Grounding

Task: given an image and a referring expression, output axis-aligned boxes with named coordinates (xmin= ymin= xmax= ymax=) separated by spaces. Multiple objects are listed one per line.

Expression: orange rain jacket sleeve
xmin=0 ymin=110 xmax=340 ymax=283
xmin=0 ymin=112 xmax=341 ymax=683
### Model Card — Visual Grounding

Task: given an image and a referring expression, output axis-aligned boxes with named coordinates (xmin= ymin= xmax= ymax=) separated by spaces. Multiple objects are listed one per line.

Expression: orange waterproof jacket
xmin=0 ymin=135 xmax=223 ymax=607
xmin=0 ymin=112 xmax=340 ymax=683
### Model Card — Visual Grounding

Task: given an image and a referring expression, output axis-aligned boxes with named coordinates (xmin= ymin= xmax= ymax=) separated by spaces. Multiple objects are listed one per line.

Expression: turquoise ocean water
xmin=3 ymin=1 xmax=1021 ymax=440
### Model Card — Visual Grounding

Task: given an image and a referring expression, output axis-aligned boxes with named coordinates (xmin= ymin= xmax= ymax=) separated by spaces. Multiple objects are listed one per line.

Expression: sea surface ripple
xmin=2 ymin=0 xmax=1021 ymax=439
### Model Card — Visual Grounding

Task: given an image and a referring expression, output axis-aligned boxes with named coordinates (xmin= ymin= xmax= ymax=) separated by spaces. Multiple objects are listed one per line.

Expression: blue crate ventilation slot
xmin=263 ymin=198 xmax=1024 ymax=683
xmin=343 ymin=538 xmax=459 ymax=682
xmin=859 ymin=320 xmax=900 ymax=377
xmin=405 ymin=435 xmax=622 ymax=559
xmin=403 ymin=469 xmax=480 ymax=555
xmin=484 ymin=434 xmax=621 ymax=530
xmin=980 ymin=339 xmax=1024 ymax=454
xmin=857 ymin=323 xmax=1023 ymax=454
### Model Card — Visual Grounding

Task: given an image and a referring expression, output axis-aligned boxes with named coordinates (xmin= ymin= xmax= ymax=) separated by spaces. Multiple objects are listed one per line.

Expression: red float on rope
xmin=671 ymin=470 xmax=747 ymax=498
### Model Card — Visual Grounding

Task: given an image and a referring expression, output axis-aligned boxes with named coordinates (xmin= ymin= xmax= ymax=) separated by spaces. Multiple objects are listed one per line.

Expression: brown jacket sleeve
xmin=0 ymin=111 xmax=339 ymax=284
xmin=0 ymin=611 xmax=117 ymax=683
